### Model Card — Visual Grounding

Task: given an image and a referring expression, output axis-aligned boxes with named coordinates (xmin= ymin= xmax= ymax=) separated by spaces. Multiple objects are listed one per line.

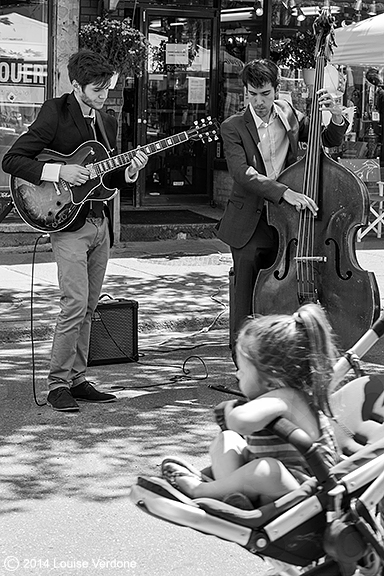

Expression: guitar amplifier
xmin=88 ymin=296 xmax=138 ymax=366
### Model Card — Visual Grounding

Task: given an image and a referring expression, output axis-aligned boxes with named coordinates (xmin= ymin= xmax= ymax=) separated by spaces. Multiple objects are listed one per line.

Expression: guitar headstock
xmin=187 ymin=117 xmax=220 ymax=143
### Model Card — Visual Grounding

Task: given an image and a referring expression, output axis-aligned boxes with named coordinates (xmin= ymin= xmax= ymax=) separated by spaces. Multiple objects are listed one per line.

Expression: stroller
xmin=130 ymin=315 xmax=384 ymax=576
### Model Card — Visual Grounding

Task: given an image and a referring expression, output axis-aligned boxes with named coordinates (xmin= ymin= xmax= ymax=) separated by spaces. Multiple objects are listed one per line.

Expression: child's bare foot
xmin=162 ymin=461 xmax=203 ymax=497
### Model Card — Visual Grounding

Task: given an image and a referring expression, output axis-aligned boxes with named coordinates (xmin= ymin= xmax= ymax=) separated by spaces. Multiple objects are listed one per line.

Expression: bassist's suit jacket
xmin=216 ymin=99 xmax=347 ymax=349
xmin=216 ymin=100 xmax=347 ymax=248
xmin=2 ymin=92 xmax=127 ymax=241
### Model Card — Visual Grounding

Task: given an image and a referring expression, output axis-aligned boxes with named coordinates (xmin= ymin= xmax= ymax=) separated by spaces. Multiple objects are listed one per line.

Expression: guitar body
xmin=8 ymin=118 xmax=220 ymax=233
xmin=10 ymin=141 xmax=117 ymax=233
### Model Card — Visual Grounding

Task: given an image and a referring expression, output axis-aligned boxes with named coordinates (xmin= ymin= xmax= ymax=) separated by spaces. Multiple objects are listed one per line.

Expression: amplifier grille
xmin=88 ymin=299 xmax=138 ymax=366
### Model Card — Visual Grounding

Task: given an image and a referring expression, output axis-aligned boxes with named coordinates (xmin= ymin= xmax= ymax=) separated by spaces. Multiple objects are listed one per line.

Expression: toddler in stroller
xmin=130 ymin=305 xmax=384 ymax=576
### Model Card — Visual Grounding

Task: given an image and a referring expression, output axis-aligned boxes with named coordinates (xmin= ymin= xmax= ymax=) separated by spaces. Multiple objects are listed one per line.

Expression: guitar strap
xmin=95 ymin=111 xmax=113 ymax=152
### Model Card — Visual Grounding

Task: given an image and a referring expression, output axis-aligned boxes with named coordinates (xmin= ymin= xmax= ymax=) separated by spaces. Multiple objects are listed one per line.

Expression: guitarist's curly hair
xmin=67 ymin=49 xmax=115 ymax=90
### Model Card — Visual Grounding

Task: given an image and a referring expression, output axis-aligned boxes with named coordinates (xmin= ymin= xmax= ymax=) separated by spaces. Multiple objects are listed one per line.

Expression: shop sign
xmin=0 ymin=60 xmax=47 ymax=85
xmin=165 ymin=44 xmax=189 ymax=65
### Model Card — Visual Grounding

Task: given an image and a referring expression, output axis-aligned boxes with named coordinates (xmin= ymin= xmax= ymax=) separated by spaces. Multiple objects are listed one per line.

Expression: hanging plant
xmin=79 ymin=17 xmax=149 ymax=77
xmin=271 ymin=30 xmax=317 ymax=70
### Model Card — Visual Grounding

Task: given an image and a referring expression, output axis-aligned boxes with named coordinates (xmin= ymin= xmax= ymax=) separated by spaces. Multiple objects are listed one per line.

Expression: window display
xmin=0 ymin=2 xmax=48 ymax=210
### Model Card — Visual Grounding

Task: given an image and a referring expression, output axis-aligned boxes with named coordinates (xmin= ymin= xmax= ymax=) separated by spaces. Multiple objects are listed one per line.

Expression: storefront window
xmin=218 ymin=1 xmax=384 ymax=166
xmin=0 ymin=1 xmax=48 ymax=200
xmin=218 ymin=2 xmax=262 ymax=124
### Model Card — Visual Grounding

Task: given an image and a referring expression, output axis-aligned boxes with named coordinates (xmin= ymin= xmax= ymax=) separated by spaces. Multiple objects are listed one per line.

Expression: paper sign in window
xmin=165 ymin=44 xmax=189 ymax=65
xmin=188 ymin=77 xmax=206 ymax=104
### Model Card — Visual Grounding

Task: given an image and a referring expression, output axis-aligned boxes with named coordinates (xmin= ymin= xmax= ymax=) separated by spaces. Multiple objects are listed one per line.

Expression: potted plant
xmin=271 ymin=30 xmax=317 ymax=82
xmin=79 ymin=17 xmax=148 ymax=79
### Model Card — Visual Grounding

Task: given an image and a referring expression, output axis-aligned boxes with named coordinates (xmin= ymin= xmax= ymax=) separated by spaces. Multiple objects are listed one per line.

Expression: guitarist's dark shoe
xmin=71 ymin=381 xmax=116 ymax=403
xmin=47 ymin=387 xmax=80 ymax=412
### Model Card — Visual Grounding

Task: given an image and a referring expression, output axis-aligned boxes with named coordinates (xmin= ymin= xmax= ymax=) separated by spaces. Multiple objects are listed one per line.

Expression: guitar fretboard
xmin=93 ymin=131 xmax=189 ymax=176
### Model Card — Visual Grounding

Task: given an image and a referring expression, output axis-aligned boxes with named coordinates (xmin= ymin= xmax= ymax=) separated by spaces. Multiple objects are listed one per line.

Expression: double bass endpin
xmin=294 ymin=256 xmax=327 ymax=262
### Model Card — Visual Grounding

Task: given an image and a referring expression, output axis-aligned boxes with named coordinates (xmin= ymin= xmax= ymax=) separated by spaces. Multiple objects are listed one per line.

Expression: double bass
xmin=253 ymin=5 xmax=380 ymax=351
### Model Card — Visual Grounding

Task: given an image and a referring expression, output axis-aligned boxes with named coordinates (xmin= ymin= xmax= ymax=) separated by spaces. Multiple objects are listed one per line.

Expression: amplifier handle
xmin=99 ymin=293 xmax=114 ymax=301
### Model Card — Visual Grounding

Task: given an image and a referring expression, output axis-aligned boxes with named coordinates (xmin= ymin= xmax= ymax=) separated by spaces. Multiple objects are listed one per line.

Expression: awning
xmin=332 ymin=13 xmax=384 ymax=67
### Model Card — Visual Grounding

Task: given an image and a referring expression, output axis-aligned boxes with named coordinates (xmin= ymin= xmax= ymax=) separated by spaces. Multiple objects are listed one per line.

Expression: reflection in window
xmin=0 ymin=1 xmax=48 ymax=196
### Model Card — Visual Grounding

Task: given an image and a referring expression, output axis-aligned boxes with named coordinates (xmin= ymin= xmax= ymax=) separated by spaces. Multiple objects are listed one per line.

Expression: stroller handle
xmin=332 ymin=313 xmax=384 ymax=391
xmin=267 ymin=417 xmax=313 ymax=453
xmin=268 ymin=417 xmax=338 ymax=489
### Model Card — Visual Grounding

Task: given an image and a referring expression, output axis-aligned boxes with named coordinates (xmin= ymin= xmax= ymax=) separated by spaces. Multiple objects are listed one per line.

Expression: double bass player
xmin=215 ymin=59 xmax=348 ymax=363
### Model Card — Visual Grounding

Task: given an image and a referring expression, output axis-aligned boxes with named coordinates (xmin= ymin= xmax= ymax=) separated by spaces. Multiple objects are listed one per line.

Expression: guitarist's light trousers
xmin=47 ymin=217 xmax=109 ymax=391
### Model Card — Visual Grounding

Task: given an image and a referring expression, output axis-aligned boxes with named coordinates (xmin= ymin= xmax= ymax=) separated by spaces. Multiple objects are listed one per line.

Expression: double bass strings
xmin=296 ymin=51 xmax=326 ymax=304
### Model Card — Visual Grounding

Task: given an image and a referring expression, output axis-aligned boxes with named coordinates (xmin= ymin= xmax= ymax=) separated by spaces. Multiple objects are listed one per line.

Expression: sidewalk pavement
xmin=1 ymin=237 xmax=384 ymax=576
xmin=0 ymin=237 xmax=270 ymax=576
xmin=1 ymin=236 xmax=384 ymax=357
xmin=0 ymin=238 xmax=233 ymax=343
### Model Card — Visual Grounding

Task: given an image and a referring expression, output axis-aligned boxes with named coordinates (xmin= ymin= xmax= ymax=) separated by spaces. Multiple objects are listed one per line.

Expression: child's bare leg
xmin=164 ymin=457 xmax=300 ymax=502
xmin=209 ymin=430 xmax=247 ymax=480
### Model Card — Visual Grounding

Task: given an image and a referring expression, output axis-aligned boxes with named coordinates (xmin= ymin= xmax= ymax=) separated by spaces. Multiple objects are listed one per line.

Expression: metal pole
xmin=261 ymin=0 xmax=272 ymax=59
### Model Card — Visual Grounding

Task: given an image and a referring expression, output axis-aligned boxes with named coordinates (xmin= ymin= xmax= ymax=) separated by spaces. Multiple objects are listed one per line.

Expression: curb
xmin=0 ymin=313 xmax=230 ymax=344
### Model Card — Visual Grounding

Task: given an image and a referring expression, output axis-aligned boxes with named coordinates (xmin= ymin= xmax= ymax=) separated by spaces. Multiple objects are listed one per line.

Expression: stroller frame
xmin=130 ymin=315 xmax=384 ymax=576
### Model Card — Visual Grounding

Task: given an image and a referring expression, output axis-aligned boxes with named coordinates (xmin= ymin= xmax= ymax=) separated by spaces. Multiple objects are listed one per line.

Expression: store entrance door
xmin=134 ymin=9 xmax=217 ymax=206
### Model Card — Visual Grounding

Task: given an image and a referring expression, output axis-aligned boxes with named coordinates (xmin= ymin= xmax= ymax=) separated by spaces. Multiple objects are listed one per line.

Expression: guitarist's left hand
xmin=126 ymin=148 xmax=148 ymax=180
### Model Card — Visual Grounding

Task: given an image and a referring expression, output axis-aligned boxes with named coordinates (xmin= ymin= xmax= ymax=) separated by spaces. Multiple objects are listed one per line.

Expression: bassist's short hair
xmin=67 ymin=50 xmax=115 ymax=89
xmin=241 ymin=59 xmax=280 ymax=90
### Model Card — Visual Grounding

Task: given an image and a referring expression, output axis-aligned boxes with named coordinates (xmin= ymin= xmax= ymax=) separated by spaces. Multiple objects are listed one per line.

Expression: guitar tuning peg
xmin=207 ymin=136 xmax=212 ymax=142
xmin=194 ymin=120 xmax=198 ymax=126
xmin=207 ymin=116 xmax=211 ymax=121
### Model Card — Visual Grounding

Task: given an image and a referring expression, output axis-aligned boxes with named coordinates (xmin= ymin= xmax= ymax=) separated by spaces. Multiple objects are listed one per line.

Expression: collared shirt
xmin=248 ymin=102 xmax=289 ymax=180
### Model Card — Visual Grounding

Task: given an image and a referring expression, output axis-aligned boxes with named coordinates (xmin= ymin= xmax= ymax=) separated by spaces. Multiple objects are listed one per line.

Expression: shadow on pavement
xmin=0 ymin=331 xmax=237 ymax=515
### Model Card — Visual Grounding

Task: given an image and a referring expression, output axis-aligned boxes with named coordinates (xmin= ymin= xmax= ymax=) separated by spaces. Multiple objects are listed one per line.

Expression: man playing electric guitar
xmin=2 ymin=50 xmax=148 ymax=412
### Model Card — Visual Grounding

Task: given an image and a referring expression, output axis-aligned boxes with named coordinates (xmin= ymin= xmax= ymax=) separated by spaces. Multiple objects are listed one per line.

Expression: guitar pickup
xmin=86 ymin=164 xmax=97 ymax=180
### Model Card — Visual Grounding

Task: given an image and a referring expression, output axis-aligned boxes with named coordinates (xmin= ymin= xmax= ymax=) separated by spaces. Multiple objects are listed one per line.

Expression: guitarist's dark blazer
xmin=216 ymin=100 xmax=347 ymax=249
xmin=2 ymin=92 xmax=127 ymax=242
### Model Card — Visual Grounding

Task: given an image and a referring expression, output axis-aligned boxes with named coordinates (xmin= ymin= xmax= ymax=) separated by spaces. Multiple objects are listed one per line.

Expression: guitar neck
xmin=94 ymin=131 xmax=189 ymax=176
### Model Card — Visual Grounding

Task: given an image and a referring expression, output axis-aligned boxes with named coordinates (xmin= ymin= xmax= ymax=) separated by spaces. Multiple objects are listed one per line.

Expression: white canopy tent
xmin=0 ymin=12 xmax=47 ymax=61
xmin=332 ymin=13 xmax=384 ymax=67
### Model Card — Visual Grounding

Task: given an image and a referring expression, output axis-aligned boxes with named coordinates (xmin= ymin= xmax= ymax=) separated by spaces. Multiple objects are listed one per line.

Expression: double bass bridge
xmin=294 ymin=256 xmax=327 ymax=262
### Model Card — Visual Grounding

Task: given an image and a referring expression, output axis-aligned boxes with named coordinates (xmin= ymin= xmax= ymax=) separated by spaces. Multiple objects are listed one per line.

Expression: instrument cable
xmin=31 ymin=234 xmax=49 ymax=407
xmin=28 ymin=242 xmax=233 ymax=402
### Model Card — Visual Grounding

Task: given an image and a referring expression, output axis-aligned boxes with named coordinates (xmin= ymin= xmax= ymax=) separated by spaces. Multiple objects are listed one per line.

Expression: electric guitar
xmin=10 ymin=117 xmax=219 ymax=233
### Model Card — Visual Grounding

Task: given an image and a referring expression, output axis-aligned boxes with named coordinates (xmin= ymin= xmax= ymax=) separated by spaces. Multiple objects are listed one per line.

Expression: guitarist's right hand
xmin=59 ymin=164 xmax=90 ymax=186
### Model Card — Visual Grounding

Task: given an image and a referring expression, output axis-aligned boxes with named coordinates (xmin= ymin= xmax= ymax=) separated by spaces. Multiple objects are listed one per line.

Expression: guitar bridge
xmin=294 ymin=256 xmax=327 ymax=263
xmin=53 ymin=182 xmax=62 ymax=196
xmin=58 ymin=178 xmax=71 ymax=195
